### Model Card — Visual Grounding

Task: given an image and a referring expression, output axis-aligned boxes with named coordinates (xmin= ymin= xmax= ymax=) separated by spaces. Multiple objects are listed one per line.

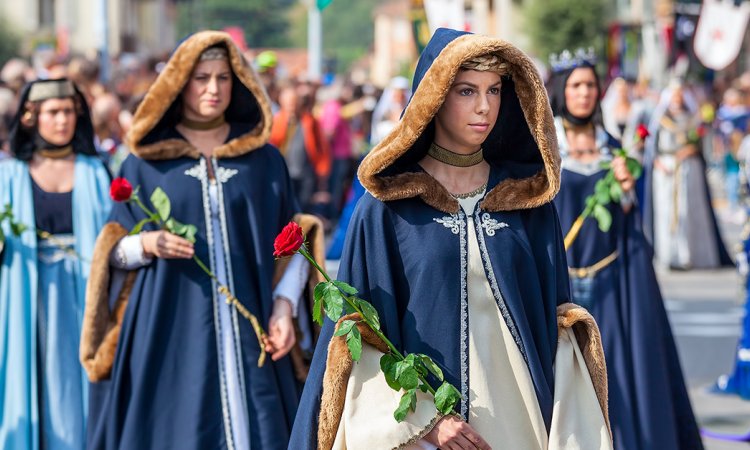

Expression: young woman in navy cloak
xmin=291 ymin=28 xmax=612 ymax=450
xmin=549 ymin=52 xmax=704 ymax=450
xmin=80 ymin=32 xmax=325 ymax=449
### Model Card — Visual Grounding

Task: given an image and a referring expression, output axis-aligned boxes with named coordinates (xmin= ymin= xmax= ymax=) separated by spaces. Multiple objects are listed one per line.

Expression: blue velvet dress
xmin=554 ymin=121 xmax=704 ymax=450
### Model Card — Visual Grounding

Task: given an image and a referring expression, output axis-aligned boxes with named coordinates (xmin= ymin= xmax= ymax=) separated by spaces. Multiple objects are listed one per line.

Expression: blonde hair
xmin=460 ymin=54 xmax=509 ymax=76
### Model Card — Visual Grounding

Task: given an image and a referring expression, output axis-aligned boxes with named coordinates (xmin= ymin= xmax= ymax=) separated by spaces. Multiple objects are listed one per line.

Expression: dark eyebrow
xmin=453 ymin=81 xmax=502 ymax=89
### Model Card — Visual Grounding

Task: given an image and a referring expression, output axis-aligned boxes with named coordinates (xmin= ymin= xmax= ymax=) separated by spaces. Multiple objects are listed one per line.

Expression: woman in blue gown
xmin=549 ymin=51 xmax=704 ymax=450
xmin=80 ymin=31 xmax=323 ymax=449
xmin=0 ymin=79 xmax=112 ymax=450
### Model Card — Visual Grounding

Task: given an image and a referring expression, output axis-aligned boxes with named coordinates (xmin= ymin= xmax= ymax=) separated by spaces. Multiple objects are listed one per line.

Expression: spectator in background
xmin=320 ymin=83 xmax=353 ymax=216
xmin=270 ymin=84 xmax=331 ymax=212
xmin=91 ymin=92 xmax=128 ymax=174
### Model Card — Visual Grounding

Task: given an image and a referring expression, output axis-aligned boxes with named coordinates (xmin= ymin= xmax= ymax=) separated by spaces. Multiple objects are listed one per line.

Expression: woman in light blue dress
xmin=0 ymin=79 xmax=111 ymax=450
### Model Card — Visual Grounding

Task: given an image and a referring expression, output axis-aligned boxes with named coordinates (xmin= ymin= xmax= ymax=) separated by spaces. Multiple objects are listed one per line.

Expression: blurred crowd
xmin=0 ymin=51 xmax=414 ymax=236
xmin=1 ymin=48 xmax=749 ymax=250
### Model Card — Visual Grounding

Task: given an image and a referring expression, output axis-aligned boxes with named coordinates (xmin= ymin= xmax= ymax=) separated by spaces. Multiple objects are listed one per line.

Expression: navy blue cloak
xmin=555 ymin=159 xmax=704 ymax=450
xmin=82 ymin=31 xmax=308 ymax=450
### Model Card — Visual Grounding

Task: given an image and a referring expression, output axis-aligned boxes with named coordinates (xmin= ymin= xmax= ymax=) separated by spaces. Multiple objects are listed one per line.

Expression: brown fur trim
xmin=557 ymin=303 xmax=611 ymax=434
xmin=358 ymin=34 xmax=560 ymax=213
xmin=125 ymin=31 xmax=273 ymax=160
xmin=318 ymin=313 xmax=389 ymax=450
xmin=80 ymin=222 xmax=136 ymax=381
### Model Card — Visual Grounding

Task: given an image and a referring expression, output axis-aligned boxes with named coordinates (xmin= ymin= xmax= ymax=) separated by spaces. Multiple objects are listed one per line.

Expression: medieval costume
xmin=644 ymin=83 xmax=731 ymax=270
xmin=1 ymin=79 xmax=112 ymax=450
xmin=291 ymin=28 xmax=611 ymax=450
xmin=80 ymin=32 xmax=324 ymax=450
xmin=550 ymin=60 xmax=704 ymax=450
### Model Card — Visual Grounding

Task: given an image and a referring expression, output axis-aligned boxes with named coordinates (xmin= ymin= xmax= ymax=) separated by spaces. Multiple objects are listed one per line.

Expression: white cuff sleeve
xmin=272 ymin=252 xmax=310 ymax=317
xmin=109 ymin=234 xmax=154 ymax=270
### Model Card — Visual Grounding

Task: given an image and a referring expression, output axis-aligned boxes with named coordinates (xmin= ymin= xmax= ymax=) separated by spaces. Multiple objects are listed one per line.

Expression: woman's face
xmin=434 ymin=69 xmax=502 ymax=153
xmin=182 ymin=59 xmax=232 ymax=122
xmin=37 ymin=97 xmax=77 ymax=146
xmin=564 ymin=67 xmax=599 ymax=118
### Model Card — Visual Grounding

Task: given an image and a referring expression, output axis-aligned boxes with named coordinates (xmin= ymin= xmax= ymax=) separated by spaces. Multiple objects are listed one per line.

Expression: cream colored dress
xmin=331 ymin=191 xmax=611 ymax=450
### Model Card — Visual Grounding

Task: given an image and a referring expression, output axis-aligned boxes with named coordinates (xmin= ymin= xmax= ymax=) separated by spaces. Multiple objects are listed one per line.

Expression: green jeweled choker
xmin=181 ymin=114 xmax=226 ymax=131
xmin=428 ymin=142 xmax=484 ymax=167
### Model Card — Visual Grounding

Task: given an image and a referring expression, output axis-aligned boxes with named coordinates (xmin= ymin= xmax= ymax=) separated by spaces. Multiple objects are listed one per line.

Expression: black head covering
xmin=548 ymin=63 xmax=602 ymax=126
xmin=8 ymin=78 xmax=96 ymax=161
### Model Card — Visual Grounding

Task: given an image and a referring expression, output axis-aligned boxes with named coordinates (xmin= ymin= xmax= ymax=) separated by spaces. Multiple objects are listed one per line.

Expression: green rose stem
xmin=0 ymin=203 xmax=87 ymax=262
xmin=297 ymin=245 xmax=444 ymax=402
xmin=128 ymin=193 xmax=268 ymax=367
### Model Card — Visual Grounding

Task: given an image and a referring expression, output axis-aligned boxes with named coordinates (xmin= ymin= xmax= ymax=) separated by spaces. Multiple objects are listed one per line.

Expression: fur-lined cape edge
xmin=358 ymin=33 xmax=560 ymax=214
xmin=125 ymin=31 xmax=273 ymax=161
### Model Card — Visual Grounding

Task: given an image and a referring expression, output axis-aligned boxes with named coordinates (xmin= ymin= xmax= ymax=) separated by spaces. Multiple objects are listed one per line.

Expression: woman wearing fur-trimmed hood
xmin=81 ymin=31 xmax=326 ymax=449
xmin=291 ymin=28 xmax=612 ymax=450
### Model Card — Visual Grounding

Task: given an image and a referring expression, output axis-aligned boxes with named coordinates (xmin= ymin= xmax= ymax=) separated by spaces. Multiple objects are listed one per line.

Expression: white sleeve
xmin=109 ymin=234 xmax=154 ymax=270
xmin=272 ymin=252 xmax=310 ymax=318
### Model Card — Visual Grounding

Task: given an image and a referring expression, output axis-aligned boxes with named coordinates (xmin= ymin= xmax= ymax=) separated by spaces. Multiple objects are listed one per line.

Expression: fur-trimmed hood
xmin=125 ymin=31 xmax=272 ymax=160
xmin=358 ymin=28 xmax=560 ymax=214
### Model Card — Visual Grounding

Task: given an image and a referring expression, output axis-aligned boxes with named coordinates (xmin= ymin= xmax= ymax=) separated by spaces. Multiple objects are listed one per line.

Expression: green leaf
xmin=593 ymin=204 xmax=612 ymax=232
xmin=10 ymin=222 xmax=27 ymax=236
xmin=0 ymin=226 xmax=5 ymax=246
xmin=380 ymin=353 xmax=401 ymax=391
xmin=358 ymin=300 xmax=380 ymax=330
xmin=346 ymin=326 xmax=362 ymax=361
xmin=183 ymin=225 xmax=198 ymax=243
xmin=312 ymin=283 xmax=325 ymax=325
xmin=394 ymin=389 xmax=417 ymax=422
xmin=314 ymin=281 xmax=345 ymax=322
xmin=129 ymin=218 xmax=154 ymax=235
xmin=334 ymin=319 xmax=356 ymax=337
xmin=418 ymin=354 xmax=444 ymax=381
xmin=150 ymin=187 xmax=171 ymax=222
xmin=434 ymin=382 xmax=462 ymax=415
xmin=626 ymin=158 xmax=643 ymax=180
xmin=333 ymin=280 xmax=358 ymax=296
xmin=324 ymin=283 xmax=345 ymax=322
xmin=394 ymin=360 xmax=419 ymax=390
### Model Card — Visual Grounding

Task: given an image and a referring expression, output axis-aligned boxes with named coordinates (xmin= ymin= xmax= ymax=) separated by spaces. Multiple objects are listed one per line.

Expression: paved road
xmin=661 ymin=213 xmax=750 ymax=450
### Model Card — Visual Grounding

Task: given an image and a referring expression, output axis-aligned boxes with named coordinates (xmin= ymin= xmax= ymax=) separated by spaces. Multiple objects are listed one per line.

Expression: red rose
xmin=636 ymin=123 xmax=650 ymax=140
xmin=110 ymin=177 xmax=133 ymax=202
xmin=696 ymin=125 xmax=707 ymax=138
xmin=274 ymin=222 xmax=304 ymax=258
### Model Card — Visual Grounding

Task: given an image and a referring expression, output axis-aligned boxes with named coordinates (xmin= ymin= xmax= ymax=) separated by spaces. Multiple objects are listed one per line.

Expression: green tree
xmin=177 ymin=0 xmax=296 ymax=48
xmin=524 ymin=0 xmax=609 ymax=61
xmin=0 ymin=17 xmax=22 ymax=67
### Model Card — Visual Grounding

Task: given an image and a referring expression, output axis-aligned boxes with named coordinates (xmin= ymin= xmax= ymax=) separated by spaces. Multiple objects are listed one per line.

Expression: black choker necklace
xmin=428 ymin=142 xmax=484 ymax=167
xmin=181 ymin=115 xmax=226 ymax=131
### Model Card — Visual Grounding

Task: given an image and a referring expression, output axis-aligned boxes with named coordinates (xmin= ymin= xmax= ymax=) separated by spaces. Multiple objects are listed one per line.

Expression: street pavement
xmin=662 ymin=215 xmax=750 ymax=450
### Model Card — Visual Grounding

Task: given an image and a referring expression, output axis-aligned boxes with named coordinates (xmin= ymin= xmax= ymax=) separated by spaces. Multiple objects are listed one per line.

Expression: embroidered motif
xmin=480 ymin=213 xmax=508 ymax=236
xmin=184 ymin=163 xmax=238 ymax=184
xmin=185 ymin=162 xmax=208 ymax=181
xmin=433 ymin=214 xmax=461 ymax=235
xmin=216 ymin=167 xmax=239 ymax=183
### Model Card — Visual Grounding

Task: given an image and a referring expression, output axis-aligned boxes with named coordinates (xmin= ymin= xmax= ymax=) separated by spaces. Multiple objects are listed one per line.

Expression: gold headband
xmin=199 ymin=47 xmax=229 ymax=62
xmin=28 ymin=80 xmax=76 ymax=102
